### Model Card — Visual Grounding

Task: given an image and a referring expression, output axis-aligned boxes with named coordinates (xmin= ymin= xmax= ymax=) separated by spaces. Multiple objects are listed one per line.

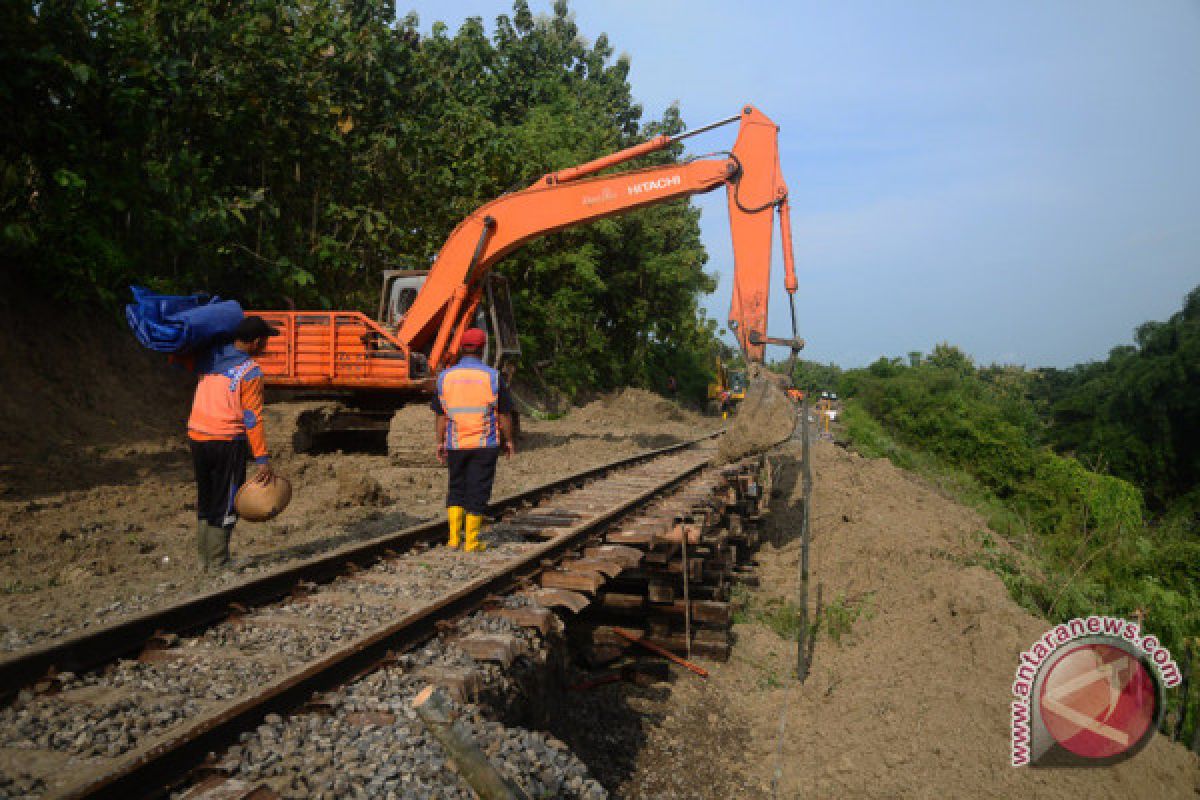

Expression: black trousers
xmin=190 ymin=438 xmax=248 ymax=527
xmin=446 ymin=447 xmax=500 ymax=514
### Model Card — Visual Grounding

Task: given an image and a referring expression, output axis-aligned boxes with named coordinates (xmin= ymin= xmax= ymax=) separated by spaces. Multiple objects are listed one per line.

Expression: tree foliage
xmin=2 ymin=0 xmax=718 ymax=399
xmin=1034 ymin=286 xmax=1200 ymax=510
xmin=768 ymin=357 xmax=843 ymax=395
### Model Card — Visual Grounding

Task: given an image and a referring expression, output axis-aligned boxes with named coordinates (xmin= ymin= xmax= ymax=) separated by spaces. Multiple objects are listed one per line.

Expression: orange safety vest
xmin=437 ymin=359 xmax=500 ymax=450
xmin=188 ymin=361 xmax=260 ymax=439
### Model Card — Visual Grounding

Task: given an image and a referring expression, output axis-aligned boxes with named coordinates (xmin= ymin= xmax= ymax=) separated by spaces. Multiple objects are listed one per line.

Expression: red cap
xmin=460 ymin=328 xmax=487 ymax=348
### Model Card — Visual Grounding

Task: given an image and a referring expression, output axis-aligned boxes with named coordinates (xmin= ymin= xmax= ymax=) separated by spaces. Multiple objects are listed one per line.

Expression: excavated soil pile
xmin=388 ymin=403 xmax=441 ymax=466
xmin=335 ymin=468 xmax=391 ymax=508
xmin=716 ymin=377 xmax=796 ymax=464
xmin=570 ymin=389 xmax=693 ymax=433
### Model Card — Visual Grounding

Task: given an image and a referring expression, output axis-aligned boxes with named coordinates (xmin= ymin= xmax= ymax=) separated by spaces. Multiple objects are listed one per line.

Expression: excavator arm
xmin=397 ymin=104 xmax=801 ymax=370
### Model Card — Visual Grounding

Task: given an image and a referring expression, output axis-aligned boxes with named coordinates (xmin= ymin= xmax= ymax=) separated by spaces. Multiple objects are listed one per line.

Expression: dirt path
xmin=0 ymin=389 xmax=718 ymax=652
xmin=564 ymin=440 xmax=1199 ymax=798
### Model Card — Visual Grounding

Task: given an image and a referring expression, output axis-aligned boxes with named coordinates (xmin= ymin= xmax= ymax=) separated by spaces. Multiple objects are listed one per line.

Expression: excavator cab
xmin=727 ymin=369 xmax=748 ymax=401
xmin=377 ymin=270 xmax=521 ymax=372
xmin=378 ymin=270 xmax=426 ymax=330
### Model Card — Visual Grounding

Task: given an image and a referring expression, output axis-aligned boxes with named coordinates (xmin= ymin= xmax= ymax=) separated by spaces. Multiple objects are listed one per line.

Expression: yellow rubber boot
xmin=464 ymin=513 xmax=487 ymax=553
xmin=447 ymin=506 xmax=465 ymax=549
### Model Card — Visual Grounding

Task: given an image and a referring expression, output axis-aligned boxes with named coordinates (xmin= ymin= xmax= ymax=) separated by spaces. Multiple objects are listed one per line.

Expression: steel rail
xmin=63 ymin=449 xmax=714 ymax=799
xmin=0 ymin=433 xmax=717 ymax=703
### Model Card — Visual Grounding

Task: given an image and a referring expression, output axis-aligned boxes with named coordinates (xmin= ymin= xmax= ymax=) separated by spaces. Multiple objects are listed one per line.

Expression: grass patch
xmin=733 ymin=583 xmax=874 ymax=648
xmin=734 ymin=586 xmax=805 ymax=640
xmin=1 ymin=577 xmax=58 ymax=595
xmin=733 ymin=588 xmax=804 ymax=640
xmin=821 ymin=592 xmax=875 ymax=645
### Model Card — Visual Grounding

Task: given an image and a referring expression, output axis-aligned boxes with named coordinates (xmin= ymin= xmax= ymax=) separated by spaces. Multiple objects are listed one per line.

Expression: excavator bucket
xmin=717 ymin=370 xmax=796 ymax=464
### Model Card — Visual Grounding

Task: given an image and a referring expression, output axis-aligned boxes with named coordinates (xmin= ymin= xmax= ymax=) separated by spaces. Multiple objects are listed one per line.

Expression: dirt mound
xmin=759 ymin=442 xmax=1200 ymax=797
xmin=569 ymin=388 xmax=696 ymax=434
xmin=0 ymin=302 xmax=191 ymax=488
xmin=717 ymin=377 xmax=795 ymax=463
xmin=388 ymin=403 xmax=440 ymax=466
xmin=335 ymin=468 xmax=391 ymax=508
xmin=263 ymin=402 xmax=339 ymax=458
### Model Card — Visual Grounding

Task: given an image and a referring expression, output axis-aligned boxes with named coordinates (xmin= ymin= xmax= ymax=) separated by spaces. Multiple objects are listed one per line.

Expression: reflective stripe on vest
xmin=188 ymin=361 xmax=256 ymax=438
xmin=438 ymin=365 xmax=499 ymax=449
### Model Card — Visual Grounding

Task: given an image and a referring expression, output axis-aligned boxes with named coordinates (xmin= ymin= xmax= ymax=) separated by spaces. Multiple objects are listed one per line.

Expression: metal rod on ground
xmin=796 ymin=396 xmax=812 ymax=682
xmin=612 ymin=627 xmax=709 ymax=678
xmin=412 ymin=685 xmax=530 ymax=800
xmin=808 ymin=582 xmax=822 ymax=669
xmin=681 ymin=519 xmax=692 ymax=660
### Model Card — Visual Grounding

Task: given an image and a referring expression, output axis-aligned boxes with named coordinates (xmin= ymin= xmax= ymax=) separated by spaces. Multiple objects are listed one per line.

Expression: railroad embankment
xmin=558 ymin=440 xmax=1200 ymax=798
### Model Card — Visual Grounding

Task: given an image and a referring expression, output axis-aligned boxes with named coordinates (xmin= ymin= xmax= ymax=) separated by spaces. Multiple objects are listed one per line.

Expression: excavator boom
xmin=396 ymin=157 xmax=734 ymax=367
xmin=396 ymin=104 xmax=799 ymax=369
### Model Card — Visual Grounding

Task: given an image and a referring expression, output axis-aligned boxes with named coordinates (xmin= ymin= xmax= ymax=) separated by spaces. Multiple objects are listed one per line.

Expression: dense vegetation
xmin=818 ymin=286 xmax=1199 ymax=742
xmin=1035 ymin=287 xmax=1200 ymax=511
xmin=2 ymin=0 xmax=718 ymax=398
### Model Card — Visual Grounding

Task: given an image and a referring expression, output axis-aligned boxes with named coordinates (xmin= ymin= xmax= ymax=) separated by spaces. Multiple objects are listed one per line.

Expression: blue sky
xmin=402 ymin=1 xmax=1200 ymax=367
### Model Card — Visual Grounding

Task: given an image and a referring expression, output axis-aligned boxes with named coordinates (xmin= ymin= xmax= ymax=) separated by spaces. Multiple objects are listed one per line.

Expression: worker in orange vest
xmin=431 ymin=328 xmax=516 ymax=552
xmin=175 ymin=316 xmax=278 ymax=570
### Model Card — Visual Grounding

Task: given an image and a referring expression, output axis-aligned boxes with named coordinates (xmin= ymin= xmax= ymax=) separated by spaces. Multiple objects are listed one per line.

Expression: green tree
xmin=1040 ymin=285 xmax=1200 ymax=508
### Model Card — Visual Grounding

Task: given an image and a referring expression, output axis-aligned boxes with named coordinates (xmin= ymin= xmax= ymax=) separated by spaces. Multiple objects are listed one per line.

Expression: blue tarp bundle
xmin=125 ymin=286 xmax=244 ymax=354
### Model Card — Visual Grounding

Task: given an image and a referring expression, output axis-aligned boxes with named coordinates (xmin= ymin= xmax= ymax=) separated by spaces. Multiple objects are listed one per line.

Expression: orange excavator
xmin=252 ymin=104 xmax=803 ymax=452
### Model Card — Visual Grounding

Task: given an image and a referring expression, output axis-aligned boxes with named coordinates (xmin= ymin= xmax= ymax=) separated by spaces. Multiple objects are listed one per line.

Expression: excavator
xmin=706 ymin=355 xmax=748 ymax=418
xmin=251 ymin=104 xmax=803 ymax=454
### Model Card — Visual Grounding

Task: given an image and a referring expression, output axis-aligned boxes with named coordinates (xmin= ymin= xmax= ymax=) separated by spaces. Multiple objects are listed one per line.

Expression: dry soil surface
xmin=0 ymin=388 xmax=718 ymax=651
xmin=558 ymin=439 xmax=1199 ymax=799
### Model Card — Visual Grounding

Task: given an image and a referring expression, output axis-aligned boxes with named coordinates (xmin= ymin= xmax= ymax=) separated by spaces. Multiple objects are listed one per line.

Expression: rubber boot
xmin=196 ymin=519 xmax=211 ymax=571
xmin=463 ymin=513 xmax=487 ymax=553
xmin=205 ymin=524 xmax=231 ymax=570
xmin=446 ymin=506 xmax=465 ymax=549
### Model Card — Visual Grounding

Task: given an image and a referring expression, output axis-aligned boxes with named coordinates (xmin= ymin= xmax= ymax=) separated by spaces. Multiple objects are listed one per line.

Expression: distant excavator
xmin=251 ymin=104 xmax=804 ymax=454
xmin=707 ymin=355 xmax=748 ymax=418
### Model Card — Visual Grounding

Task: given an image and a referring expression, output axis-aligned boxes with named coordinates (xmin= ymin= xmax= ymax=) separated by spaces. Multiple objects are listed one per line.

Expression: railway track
xmin=0 ymin=434 xmax=770 ymax=799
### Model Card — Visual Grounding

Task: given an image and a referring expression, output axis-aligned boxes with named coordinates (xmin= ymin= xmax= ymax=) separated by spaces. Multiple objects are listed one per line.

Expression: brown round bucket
xmin=235 ymin=475 xmax=292 ymax=522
